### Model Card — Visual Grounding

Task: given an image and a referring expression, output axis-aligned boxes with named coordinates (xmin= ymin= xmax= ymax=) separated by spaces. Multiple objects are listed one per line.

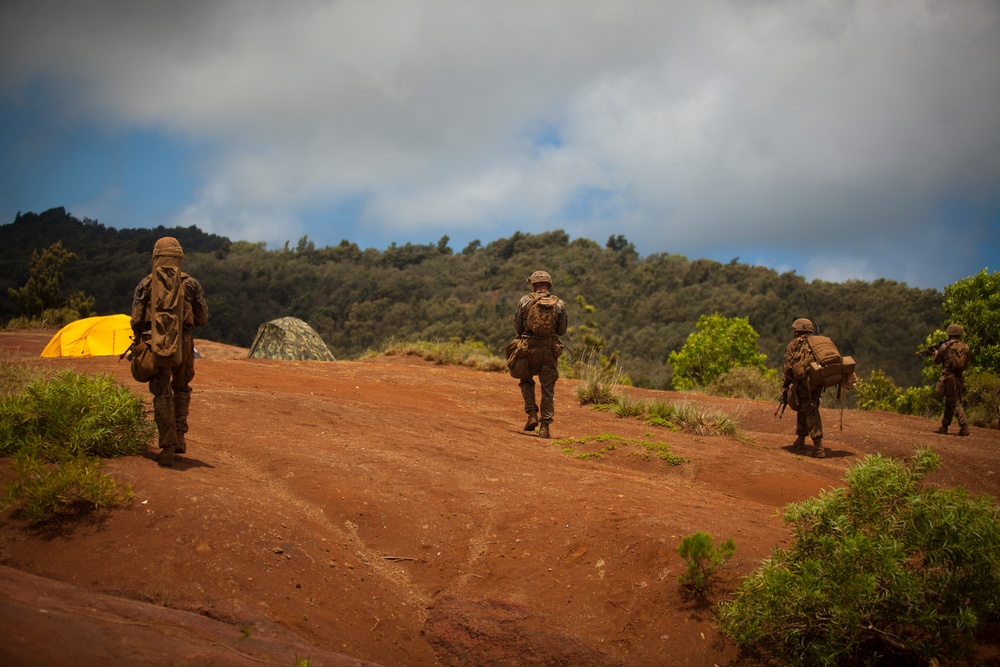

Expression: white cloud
xmin=1 ymin=0 xmax=998 ymax=287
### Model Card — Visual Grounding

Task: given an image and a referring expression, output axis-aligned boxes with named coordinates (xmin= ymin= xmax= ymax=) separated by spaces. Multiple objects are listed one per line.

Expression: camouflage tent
xmin=247 ymin=317 xmax=336 ymax=361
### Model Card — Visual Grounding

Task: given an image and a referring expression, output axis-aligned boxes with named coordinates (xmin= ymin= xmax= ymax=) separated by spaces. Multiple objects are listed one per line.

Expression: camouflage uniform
xmin=131 ymin=238 xmax=209 ymax=466
xmin=782 ymin=318 xmax=826 ymax=458
xmin=934 ymin=324 xmax=971 ymax=436
xmin=514 ymin=271 xmax=568 ymax=438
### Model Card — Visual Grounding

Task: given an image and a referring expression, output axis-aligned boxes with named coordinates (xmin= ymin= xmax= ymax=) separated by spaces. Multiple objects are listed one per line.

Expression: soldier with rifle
xmin=924 ymin=324 xmax=971 ymax=436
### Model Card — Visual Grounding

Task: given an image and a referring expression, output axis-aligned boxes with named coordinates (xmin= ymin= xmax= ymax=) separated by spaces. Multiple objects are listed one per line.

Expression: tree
xmin=7 ymin=241 xmax=78 ymax=318
xmin=667 ymin=313 xmax=768 ymax=390
xmin=941 ymin=269 xmax=1000 ymax=375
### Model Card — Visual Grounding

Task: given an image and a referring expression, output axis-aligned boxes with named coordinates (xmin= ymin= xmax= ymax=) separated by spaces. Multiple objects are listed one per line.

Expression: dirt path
xmin=1 ymin=330 xmax=998 ymax=666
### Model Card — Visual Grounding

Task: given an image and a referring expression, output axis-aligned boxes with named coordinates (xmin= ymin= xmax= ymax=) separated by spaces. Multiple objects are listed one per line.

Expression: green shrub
xmin=378 ymin=338 xmax=505 ymax=372
xmin=965 ymin=370 xmax=1000 ymax=429
xmin=611 ymin=392 xmax=648 ymax=418
xmin=0 ymin=370 xmax=152 ymax=523
xmin=0 ymin=370 xmax=153 ymax=458
xmin=2 ymin=454 xmax=133 ymax=524
xmin=854 ymin=369 xmax=901 ymax=412
xmin=895 ymin=384 xmax=940 ymax=419
xmin=716 ymin=449 xmax=1000 ymax=666
xmin=575 ymin=348 xmax=628 ymax=406
xmin=677 ymin=531 xmax=736 ymax=595
xmin=707 ymin=366 xmax=781 ymax=401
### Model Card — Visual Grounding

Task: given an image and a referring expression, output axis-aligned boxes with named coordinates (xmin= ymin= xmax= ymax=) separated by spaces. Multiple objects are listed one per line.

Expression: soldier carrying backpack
xmin=781 ymin=318 xmax=855 ymax=458
xmin=509 ymin=270 xmax=568 ymax=438
xmin=933 ymin=323 xmax=971 ymax=436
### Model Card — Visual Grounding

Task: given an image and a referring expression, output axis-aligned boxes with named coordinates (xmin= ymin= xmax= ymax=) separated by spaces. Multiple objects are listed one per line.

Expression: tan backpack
xmin=804 ymin=335 xmax=856 ymax=388
xmin=525 ymin=292 xmax=559 ymax=336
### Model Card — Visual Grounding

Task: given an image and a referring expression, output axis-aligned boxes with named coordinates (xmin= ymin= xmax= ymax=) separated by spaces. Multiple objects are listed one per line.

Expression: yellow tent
xmin=40 ymin=314 xmax=134 ymax=358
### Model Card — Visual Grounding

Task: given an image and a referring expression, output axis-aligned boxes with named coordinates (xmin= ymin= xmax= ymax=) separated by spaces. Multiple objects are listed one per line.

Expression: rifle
xmin=917 ymin=340 xmax=947 ymax=358
xmin=119 ymin=337 xmax=139 ymax=362
xmin=773 ymin=390 xmax=788 ymax=419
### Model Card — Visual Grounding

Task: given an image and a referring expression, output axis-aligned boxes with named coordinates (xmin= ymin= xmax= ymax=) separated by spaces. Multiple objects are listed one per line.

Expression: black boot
xmin=538 ymin=424 xmax=550 ymax=439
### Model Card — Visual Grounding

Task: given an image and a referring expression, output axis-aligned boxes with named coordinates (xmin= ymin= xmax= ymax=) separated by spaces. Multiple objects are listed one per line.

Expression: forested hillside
xmin=1 ymin=208 xmax=943 ymax=388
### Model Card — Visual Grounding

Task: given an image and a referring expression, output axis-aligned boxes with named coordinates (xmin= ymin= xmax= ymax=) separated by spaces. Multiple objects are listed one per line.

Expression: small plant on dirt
xmin=676 ymin=531 xmax=736 ymax=596
xmin=377 ymin=338 xmax=505 ymax=372
xmin=611 ymin=392 xmax=648 ymax=418
xmin=294 ymin=657 xmax=311 ymax=667
xmin=634 ymin=440 xmax=686 ymax=466
xmin=715 ymin=448 xmax=1000 ymax=666
xmin=0 ymin=370 xmax=153 ymax=523
xmin=575 ymin=347 xmax=628 ymax=405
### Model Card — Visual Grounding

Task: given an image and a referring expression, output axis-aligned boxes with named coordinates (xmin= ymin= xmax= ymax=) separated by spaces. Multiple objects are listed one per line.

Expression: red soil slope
xmin=1 ymin=330 xmax=998 ymax=666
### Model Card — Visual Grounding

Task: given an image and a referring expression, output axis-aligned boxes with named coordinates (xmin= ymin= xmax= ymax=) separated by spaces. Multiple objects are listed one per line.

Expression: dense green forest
xmin=1 ymin=207 xmax=944 ymax=389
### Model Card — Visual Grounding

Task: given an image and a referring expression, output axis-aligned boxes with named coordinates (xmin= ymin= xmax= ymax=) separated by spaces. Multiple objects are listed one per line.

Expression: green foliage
xmin=965 ymin=371 xmax=1000 ymax=429
xmin=716 ymin=449 xmax=1000 ymax=666
xmin=575 ymin=348 xmax=629 ymax=405
xmin=0 ymin=209 xmax=947 ymax=389
xmin=2 ymin=454 xmax=133 ymax=524
xmin=6 ymin=241 xmax=77 ymax=318
xmin=610 ymin=392 xmax=648 ymax=418
xmin=0 ymin=370 xmax=153 ymax=458
xmin=706 ymin=365 xmax=781 ymax=400
xmin=667 ymin=314 xmax=768 ymax=390
xmin=376 ymin=338 xmax=505 ymax=372
xmin=854 ymin=369 xmax=901 ymax=412
xmin=942 ymin=269 xmax=1000 ymax=375
xmin=895 ymin=384 xmax=940 ymax=419
xmin=551 ymin=433 xmax=685 ymax=466
xmin=0 ymin=370 xmax=153 ymax=524
xmin=599 ymin=396 xmax=743 ymax=438
xmin=676 ymin=531 xmax=736 ymax=594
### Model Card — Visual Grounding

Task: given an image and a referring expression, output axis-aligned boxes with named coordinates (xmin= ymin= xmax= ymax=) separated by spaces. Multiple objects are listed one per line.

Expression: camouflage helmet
xmin=792 ymin=318 xmax=814 ymax=334
xmin=946 ymin=323 xmax=964 ymax=337
xmin=527 ymin=270 xmax=552 ymax=286
xmin=153 ymin=237 xmax=184 ymax=259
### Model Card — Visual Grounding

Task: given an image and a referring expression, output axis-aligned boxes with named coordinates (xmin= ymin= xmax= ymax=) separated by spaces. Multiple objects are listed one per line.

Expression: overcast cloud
xmin=1 ymin=0 xmax=998 ymax=289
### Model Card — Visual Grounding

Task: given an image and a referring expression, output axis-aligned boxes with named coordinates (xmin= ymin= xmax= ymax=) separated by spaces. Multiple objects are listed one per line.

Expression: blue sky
xmin=2 ymin=0 xmax=998 ymax=290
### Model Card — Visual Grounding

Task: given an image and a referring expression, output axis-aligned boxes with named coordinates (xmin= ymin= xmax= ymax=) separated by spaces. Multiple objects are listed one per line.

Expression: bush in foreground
xmin=716 ymin=448 xmax=1000 ymax=666
xmin=0 ymin=370 xmax=152 ymax=523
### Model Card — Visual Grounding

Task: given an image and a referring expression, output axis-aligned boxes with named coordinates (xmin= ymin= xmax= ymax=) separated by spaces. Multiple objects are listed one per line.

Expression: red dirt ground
xmin=1 ymin=329 xmax=998 ymax=667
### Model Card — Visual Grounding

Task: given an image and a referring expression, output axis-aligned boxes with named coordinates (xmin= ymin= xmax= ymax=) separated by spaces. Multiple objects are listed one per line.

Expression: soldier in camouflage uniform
xmin=781 ymin=318 xmax=826 ymax=458
xmin=131 ymin=237 xmax=209 ymax=466
xmin=934 ymin=323 xmax=971 ymax=436
xmin=513 ymin=270 xmax=568 ymax=438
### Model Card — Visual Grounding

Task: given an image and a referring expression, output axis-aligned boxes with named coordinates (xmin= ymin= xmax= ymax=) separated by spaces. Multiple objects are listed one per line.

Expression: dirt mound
xmin=1 ymin=330 xmax=998 ymax=666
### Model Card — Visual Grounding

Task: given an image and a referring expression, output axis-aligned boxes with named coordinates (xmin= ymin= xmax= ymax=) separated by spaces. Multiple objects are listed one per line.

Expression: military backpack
xmin=525 ymin=292 xmax=559 ymax=336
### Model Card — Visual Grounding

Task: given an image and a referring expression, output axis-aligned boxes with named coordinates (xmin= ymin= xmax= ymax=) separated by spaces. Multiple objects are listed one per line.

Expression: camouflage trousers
xmin=148 ymin=332 xmax=196 ymax=453
xmin=794 ymin=381 xmax=824 ymax=442
xmin=518 ymin=342 xmax=560 ymax=425
xmin=939 ymin=374 xmax=968 ymax=429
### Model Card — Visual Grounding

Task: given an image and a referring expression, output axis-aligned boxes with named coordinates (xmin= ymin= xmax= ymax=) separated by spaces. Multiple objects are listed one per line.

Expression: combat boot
xmin=937 ymin=425 xmax=948 ymax=434
xmin=813 ymin=438 xmax=826 ymax=459
xmin=792 ymin=435 xmax=806 ymax=451
xmin=156 ymin=445 xmax=175 ymax=467
xmin=959 ymin=425 xmax=971 ymax=437
xmin=538 ymin=424 xmax=550 ymax=439
xmin=524 ymin=412 xmax=539 ymax=432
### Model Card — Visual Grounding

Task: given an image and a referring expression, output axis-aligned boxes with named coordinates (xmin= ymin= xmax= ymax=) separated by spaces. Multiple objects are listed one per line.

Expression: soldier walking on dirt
xmin=513 ymin=270 xmax=568 ymax=438
xmin=130 ymin=237 xmax=209 ymax=466
xmin=933 ymin=323 xmax=971 ymax=436
xmin=781 ymin=318 xmax=827 ymax=458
